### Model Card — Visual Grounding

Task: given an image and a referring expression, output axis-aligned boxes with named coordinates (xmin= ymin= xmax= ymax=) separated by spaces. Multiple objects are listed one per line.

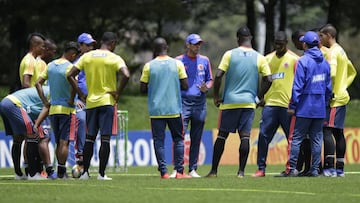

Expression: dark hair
xmin=236 ymin=26 xmax=252 ymax=38
xmin=320 ymin=24 xmax=337 ymax=37
xmin=101 ymin=32 xmax=118 ymax=43
xmin=291 ymin=30 xmax=305 ymax=42
xmin=26 ymin=32 xmax=46 ymax=48
xmin=274 ymin=31 xmax=287 ymax=41
xmin=64 ymin=41 xmax=79 ymax=53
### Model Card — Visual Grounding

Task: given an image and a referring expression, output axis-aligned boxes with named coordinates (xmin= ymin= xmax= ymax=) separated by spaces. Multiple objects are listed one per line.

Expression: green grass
xmin=0 ymin=164 xmax=360 ymax=203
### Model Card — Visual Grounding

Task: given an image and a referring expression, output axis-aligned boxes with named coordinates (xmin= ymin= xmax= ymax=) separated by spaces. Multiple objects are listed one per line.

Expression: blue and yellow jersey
xmin=218 ymin=46 xmax=271 ymax=110
xmin=75 ymin=49 xmax=127 ymax=109
xmin=6 ymin=86 xmax=50 ymax=120
xmin=326 ymin=43 xmax=357 ymax=107
xmin=264 ymin=50 xmax=299 ymax=107
xmin=176 ymin=54 xmax=213 ymax=98
xmin=140 ymin=55 xmax=187 ymax=118
xmin=19 ymin=53 xmax=39 ymax=87
xmin=41 ymin=58 xmax=74 ymax=115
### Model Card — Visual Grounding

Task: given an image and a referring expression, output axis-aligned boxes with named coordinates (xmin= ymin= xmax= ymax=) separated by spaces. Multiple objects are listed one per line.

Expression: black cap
xmin=237 ymin=26 xmax=252 ymax=38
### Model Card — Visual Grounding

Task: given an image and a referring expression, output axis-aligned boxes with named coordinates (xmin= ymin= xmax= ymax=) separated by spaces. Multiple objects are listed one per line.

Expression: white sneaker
xmin=14 ymin=174 xmax=27 ymax=180
xmin=79 ymin=171 xmax=90 ymax=180
xmin=97 ymin=174 xmax=112 ymax=180
xmin=189 ymin=170 xmax=201 ymax=178
xmin=28 ymin=172 xmax=47 ymax=180
xmin=169 ymin=170 xmax=177 ymax=178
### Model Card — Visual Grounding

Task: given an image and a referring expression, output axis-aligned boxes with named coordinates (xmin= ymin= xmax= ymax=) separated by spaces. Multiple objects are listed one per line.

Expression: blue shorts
xmin=218 ymin=108 xmax=255 ymax=134
xmin=86 ymin=105 xmax=117 ymax=136
xmin=0 ymin=98 xmax=33 ymax=136
xmin=324 ymin=105 xmax=346 ymax=129
xmin=49 ymin=114 xmax=76 ymax=143
xmin=37 ymin=117 xmax=51 ymax=139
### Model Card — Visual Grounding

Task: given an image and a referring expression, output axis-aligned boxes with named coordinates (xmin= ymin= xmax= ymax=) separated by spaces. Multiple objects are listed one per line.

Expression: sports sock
xmin=57 ymin=164 xmax=66 ymax=177
xmin=239 ymin=137 xmax=249 ymax=172
xmin=83 ymin=138 xmax=95 ymax=173
xmin=323 ymin=127 xmax=335 ymax=168
xmin=11 ymin=141 xmax=23 ymax=176
xmin=46 ymin=164 xmax=54 ymax=175
xmin=210 ymin=136 xmax=226 ymax=173
xmin=99 ymin=138 xmax=110 ymax=177
xmin=26 ymin=139 xmax=39 ymax=177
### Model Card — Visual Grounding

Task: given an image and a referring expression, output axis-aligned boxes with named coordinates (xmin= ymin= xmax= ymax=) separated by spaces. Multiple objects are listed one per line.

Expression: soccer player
xmin=277 ymin=31 xmax=332 ymax=177
xmin=0 ymin=86 xmax=51 ymax=180
xmin=36 ymin=41 xmax=80 ymax=179
xmin=73 ymin=33 xmax=96 ymax=167
xmin=36 ymin=38 xmax=57 ymax=178
xmin=319 ymin=24 xmax=357 ymax=177
xmin=67 ymin=32 xmax=130 ymax=180
xmin=140 ymin=37 xmax=190 ymax=179
xmin=174 ymin=34 xmax=213 ymax=178
xmin=252 ymin=31 xmax=299 ymax=177
xmin=206 ymin=26 xmax=272 ymax=178
xmin=19 ymin=33 xmax=46 ymax=88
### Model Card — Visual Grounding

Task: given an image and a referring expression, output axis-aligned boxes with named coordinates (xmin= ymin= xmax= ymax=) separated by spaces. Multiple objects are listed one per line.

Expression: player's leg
xmin=168 ymin=116 xmax=190 ymax=178
xmin=97 ymin=105 xmax=116 ymax=180
xmin=188 ymin=105 xmax=206 ymax=174
xmin=81 ymin=108 xmax=99 ymax=178
xmin=255 ymin=106 xmax=279 ymax=175
xmin=333 ymin=128 xmax=346 ymax=176
xmin=237 ymin=108 xmax=255 ymax=177
xmin=12 ymin=135 xmax=25 ymax=178
xmin=308 ymin=118 xmax=324 ymax=176
xmin=75 ymin=108 xmax=86 ymax=165
xmin=323 ymin=106 xmax=336 ymax=176
xmin=151 ymin=118 xmax=167 ymax=177
xmin=37 ymin=117 xmax=55 ymax=178
xmin=55 ymin=114 xmax=73 ymax=179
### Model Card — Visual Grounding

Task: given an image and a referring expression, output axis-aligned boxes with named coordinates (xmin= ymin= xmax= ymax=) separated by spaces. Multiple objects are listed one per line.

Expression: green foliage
xmin=0 ymin=164 xmax=360 ymax=203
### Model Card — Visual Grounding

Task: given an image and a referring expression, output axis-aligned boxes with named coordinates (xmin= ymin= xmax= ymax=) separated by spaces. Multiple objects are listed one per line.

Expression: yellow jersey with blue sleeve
xmin=75 ymin=49 xmax=127 ymax=109
xmin=218 ymin=46 xmax=271 ymax=110
xmin=326 ymin=43 xmax=357 ymax=107
xmin=19 ymin=53 xmax=39 ymax=87
xmin=140 ymin=56 xmax=187 ymax=118
xmin=41 ymin=58 xmax=75 ymax=115
xmin=264 ymin=50 xmax=299 ymax=107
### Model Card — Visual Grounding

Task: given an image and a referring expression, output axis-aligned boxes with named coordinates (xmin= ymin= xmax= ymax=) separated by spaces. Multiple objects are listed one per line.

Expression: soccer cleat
xmin=205 ymin=172 xmax=217 ymax=178
xmin=79 ymin=171 xmax=90 ymax=180
xmin=14 ymin=174 xmax=27 ymax=180
xmin=252 ymin=170 xmax=265 ymax=177
xmin=336 ymin=169 xmax=345 ymax=177
xmin=237 ymin=171 xmax=245 ymax=178
xmin=175 ymin=172 xmax=192 ymax=179
xmin=169 ymin=170 xmax=177 ymax=178
xmin=189 ymin=170 xmax=201 ymax=178
xmin=323 ymin=168 xmax=337 ymax=177
xmin=47 ymin=171 xmax=57 ymax=180
xmin=97 ymin=174 xmax=112 ymax=180
xmin=161 ymin=173 xmax=170 ymax=179
xmin=28 ymin=172 xmax=47 ymax=180
xmin=40 ymin=170 xmax=47 ymax=178
xmin=274 ymin=170 xmax=298 ymax=177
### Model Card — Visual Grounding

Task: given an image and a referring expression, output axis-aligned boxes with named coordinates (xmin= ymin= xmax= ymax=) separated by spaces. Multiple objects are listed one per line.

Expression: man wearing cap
xmin=36 ymin=41 xmax=80 ymax=179
xmin=319 ymin=24 xmax=357 ymax=177
xmin=172 ymin=34 xmax=213 ymax=178
xmin=73 ymin=33 xmax=96 ymax=167
xmin=277 ymin=31 xmax=332 ymax=177
xmin=67 ymin=32 xmax=130 ymax=180
xmin=206 ymin=26 xmax=272 ymax=178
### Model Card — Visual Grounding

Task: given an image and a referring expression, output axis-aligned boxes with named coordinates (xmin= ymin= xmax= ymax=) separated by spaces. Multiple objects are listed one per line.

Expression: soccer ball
xmin=71 ymin=164 xmax=84 ymax=178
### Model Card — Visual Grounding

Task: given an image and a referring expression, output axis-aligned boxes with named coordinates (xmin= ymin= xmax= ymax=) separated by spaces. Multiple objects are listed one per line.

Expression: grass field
xmin=0 ymin=164 xmax=360 ymax=203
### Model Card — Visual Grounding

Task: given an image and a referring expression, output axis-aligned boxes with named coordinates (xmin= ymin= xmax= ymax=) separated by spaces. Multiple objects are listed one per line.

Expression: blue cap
xmin=77 ymin=33 xmax=96 ymax=44
xmin=186 ymin=34 xmax=203 ymax=44
xmin=299 ymin=31 xmax=319 ymax=46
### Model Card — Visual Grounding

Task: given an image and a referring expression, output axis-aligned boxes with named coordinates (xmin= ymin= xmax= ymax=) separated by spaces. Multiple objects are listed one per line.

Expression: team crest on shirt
xmin=284 ymin=62 xmax=289 ymax=68
xmin=197 ymin=64 xmax=204 ymax=70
